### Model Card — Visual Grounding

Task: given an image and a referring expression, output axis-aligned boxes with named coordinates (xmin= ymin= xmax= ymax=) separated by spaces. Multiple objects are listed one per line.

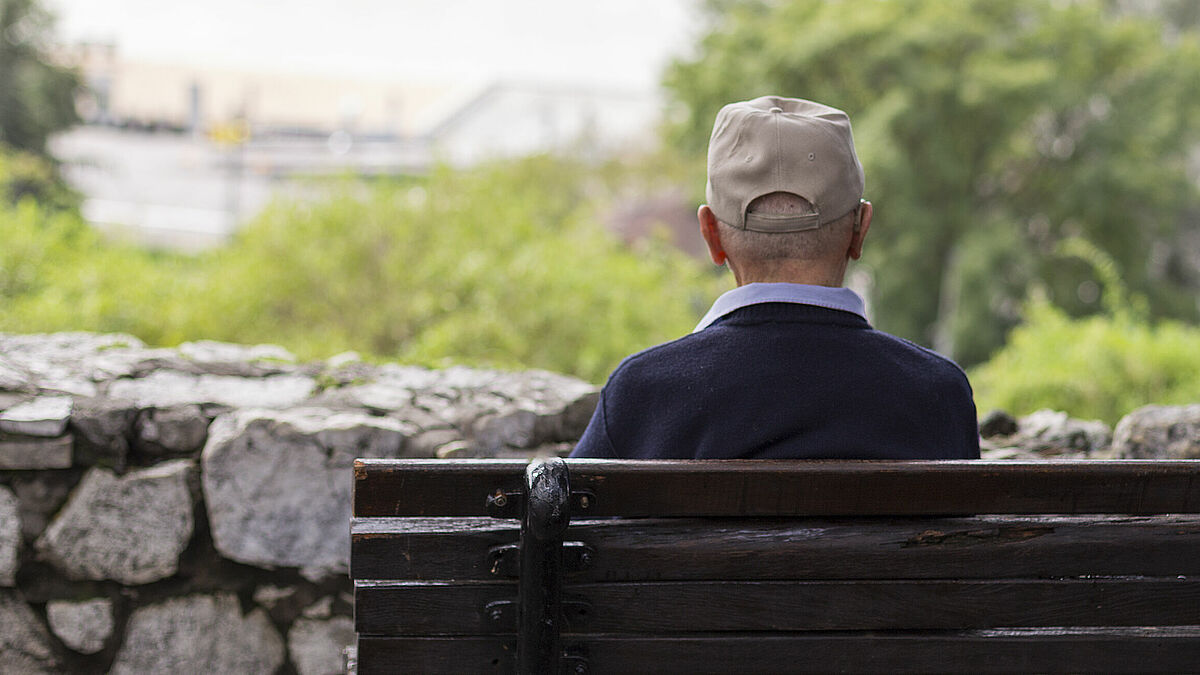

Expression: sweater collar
xmin=694 ymin=282 xmax=867 ymax=333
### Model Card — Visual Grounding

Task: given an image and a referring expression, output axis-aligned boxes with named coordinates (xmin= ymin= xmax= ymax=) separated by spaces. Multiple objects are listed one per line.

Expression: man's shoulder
xmin=606 ymin=330 xmax=716 ymax=385
xmin=866 ymin=328 xmax=972 ymax=383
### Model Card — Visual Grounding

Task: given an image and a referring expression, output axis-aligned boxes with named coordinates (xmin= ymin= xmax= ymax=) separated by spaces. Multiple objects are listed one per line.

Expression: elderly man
xmin=571 ymin=96 xmax=980 ymax=460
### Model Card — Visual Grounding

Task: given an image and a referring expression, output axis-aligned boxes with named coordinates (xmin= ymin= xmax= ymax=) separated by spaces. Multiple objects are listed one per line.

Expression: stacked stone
xmin=979 ymin=405 xmax=1200 ymax=460
xmin=0 ymin=332 xmax=599 ymax=673
xmin=4 ymin=331 xmax=1198 ymax=671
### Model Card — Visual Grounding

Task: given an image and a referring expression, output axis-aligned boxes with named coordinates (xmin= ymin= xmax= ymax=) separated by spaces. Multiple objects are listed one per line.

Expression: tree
xmin=665 ymin=0 xmax=1200 ymax=365
xmin=0 ymin=0 xmax=81 ymax=155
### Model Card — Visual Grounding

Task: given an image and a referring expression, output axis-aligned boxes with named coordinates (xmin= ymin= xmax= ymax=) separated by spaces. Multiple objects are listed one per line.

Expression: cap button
xmin=769 ymin=106 xmax=783 ymax=113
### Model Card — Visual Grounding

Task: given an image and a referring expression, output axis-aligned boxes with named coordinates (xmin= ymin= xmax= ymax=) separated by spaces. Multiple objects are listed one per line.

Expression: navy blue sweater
xmin=570 ymin=303 xmax=980 ymax=460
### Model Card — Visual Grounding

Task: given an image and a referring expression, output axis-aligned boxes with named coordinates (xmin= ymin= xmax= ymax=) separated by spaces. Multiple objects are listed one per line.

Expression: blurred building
xmin=50 ymin=44 xmax=662 ymax=249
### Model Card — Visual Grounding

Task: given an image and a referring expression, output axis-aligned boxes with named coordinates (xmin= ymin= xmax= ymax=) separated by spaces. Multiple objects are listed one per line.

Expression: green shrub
xmin=0 ymin=147 xmax=78 ymax=210
xmin=0 ymin=198 xmax=203 ymax=342
xmin=2 ymin=156 xmax=729 ymax=383
xmin=970 ymin=295 xmax=1200 ymax=425
xmin=190 ymin=156 xmax=727 ymax=381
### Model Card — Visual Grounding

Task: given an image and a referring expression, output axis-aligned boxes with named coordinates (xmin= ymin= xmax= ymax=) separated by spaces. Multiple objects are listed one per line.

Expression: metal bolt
xmin=489 ymin=607 xmax=504 ymax=621
xmin=577 ymin=495 xmax=590 ymax=510
xmin=574 ymin=663 xmax=588 ymax=675
xmin=491 ymin=491 xmax=508 ymax=507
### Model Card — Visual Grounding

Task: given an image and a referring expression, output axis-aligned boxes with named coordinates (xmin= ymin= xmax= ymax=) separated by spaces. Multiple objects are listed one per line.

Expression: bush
xmin=0 ymin=198 xmax=203 ymax=342
xmin=190 ymin=156 xmax=727 ymax=381
xmin=1 ymin=156 xmax=729 ymax=383
xmin=970 ymin=294 xmax=1200 ymax=425
xmin=0 ymin=147 xmax=78 ymax=210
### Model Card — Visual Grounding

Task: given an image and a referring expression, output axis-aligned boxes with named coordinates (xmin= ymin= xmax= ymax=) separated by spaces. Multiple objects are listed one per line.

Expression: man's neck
xmin=733 ymin=268 xmax=845 ymax=288
xmin=729 ymin=256 xmax=848 ymax=288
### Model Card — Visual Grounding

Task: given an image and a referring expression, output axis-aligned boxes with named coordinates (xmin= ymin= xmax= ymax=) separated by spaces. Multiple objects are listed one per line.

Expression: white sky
xmin=46 ymin=0 xmax=702 ymax=90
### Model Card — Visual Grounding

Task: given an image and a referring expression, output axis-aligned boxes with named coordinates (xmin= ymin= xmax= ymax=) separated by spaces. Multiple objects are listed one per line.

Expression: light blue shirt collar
xmin=694 ymin=282 xmax=867 ymax=333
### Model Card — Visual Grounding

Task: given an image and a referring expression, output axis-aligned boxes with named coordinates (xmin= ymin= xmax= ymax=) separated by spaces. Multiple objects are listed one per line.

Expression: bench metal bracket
xmin=485 ymin=487 xmax=597 ymax=519
xmin=517 ymin=457 xmax=571 ymax=675
xmin=560 ymin=651 xmax=590 ymax=675
xmin=482 ymin=458 xmax=591 ymax=673
xmin=487 ymin=541 xmax=595 ymax=577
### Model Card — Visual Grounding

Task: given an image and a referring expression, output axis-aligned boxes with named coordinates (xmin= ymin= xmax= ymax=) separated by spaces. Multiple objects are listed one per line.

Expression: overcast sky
xmin=46 ymin=0 xmax=702 ymax=90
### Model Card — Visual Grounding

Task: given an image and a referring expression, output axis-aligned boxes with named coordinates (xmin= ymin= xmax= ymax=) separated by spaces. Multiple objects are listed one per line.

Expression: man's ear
xmin=848 ymin=200 xmax=872 ymax=260
xmin=698 ymin=205 xmax=727 ymax=265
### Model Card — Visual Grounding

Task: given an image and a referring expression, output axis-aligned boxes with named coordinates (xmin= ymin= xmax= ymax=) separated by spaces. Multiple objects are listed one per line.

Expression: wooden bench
xmin=351 ymin=458 xmax=1200 ymax=673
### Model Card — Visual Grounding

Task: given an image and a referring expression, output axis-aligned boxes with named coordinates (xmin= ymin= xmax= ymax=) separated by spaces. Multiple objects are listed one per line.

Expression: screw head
xmin=578 ymin=495 xmax=590 ymax=509
xmin=491 ymin=491 xmax=508 ymax=507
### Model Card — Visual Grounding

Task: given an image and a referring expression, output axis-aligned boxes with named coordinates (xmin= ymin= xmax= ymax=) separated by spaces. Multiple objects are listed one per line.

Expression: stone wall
xmin=0 ymin=333 xmax=599 ymax=674
xmin=3 ymin=332 xmax=1199 ymax=673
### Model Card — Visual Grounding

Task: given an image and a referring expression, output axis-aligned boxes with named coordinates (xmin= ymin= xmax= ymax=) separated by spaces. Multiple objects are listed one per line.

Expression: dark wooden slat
xmin=354 ymin=459 xmax=525 ymax=517
xmin=356 ymin=636 xmax=512 ymax=674
xmin=356 ymin=628 xmax=1200 ymax=675
xmin=353 ymin=459 xmax=1200 ymax=517
xmin=355 ymin=580 xmax=516 ymax=635
xmin=355 ymin=578 xmax=1200 ymax=634
xmin=351 ymin=514 xmax=1200 ymax=581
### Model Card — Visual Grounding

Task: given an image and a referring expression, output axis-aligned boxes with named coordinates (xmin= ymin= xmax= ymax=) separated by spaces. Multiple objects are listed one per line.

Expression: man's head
xmin=699 ymin=96 xmax=872 ymax=286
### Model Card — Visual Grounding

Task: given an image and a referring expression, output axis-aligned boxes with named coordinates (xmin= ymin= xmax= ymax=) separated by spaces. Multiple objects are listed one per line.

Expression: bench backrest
xmin=352 ymin=458 xmax=1200 ymax=674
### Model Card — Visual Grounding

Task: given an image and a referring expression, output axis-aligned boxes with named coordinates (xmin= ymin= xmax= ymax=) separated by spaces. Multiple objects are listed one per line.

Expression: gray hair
xmin=717 ymin=192 xmax=857 ymax=262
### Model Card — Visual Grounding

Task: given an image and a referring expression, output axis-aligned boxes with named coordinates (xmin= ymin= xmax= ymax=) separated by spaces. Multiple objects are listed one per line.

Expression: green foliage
xmin=0 ymin=197 xmax=202 ymax=341
xmin=970 ymin=296 xmax=1200 ymax=425
xmin=0 ymin=146 xmax=78 ymax=209
xmin=666 ymin=0 xmax=1200 ymax=365
xmin=0 ymin=156 xmax=729 ymax=383
xmin=0 ymin=0 xmax=82 ymax=155
xmin=971 ymin=241 xmax=1200 ymax=423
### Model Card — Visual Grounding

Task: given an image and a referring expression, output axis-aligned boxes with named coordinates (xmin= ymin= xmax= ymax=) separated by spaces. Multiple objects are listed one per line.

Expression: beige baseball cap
xmin=705 ymin=96 xmax=865 ymax=232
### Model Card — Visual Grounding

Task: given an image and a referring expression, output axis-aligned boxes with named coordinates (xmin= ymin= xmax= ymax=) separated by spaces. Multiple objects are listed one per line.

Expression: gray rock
xmin=7 ymin=474 xmax=75 ymax=542
xmin=435 ymin=440 xmax=478 ymax=458
xmin=70 ymin=396 xmax=139 ymax=467
xmin=134 ymin=405 xmax=211 ymax=457
xmin=176 ymin=340 xmax=298 ymax=377
xmin=372 ymin=363 xmax=448 ymax=391
xmin=324 ymin=351 xmax=362 ymax=369
xmin=202 ymin=409 xmax=415 ymax=579
xmin=108 ymin=370 xmax=316 ymax=409
xmin=1112 ymin=404 xmax=1200 ymax=459
xmin=336 ymin=380 xmax=415 ymax=412
xmin=46 ymin=597 xmax=113 ymax=654
xmin=0 ymin=590 xmax=60 ymax=673
xmin=473 ymin=408 xmax=540 ymax=452
xmin=84 ymin=345 xmax=186 ymax=381
xmin=0 ymin=357 xmax=30 ymax=392
xmin=252 ymin=584 xmax=297 ymax=611
xmin=0 ymin=486 xmax=18 ymax=586
xmin=0 ymin=391 xmax=32 ymax=410
xmin=0 ymin=396 xmax=72 ymax=437
xmin=36 ymin=461 xmax=194 ymax=584
xmin=179 ymin=339 xmax=296 ymax=364
xmin=288 ymin=615 xmax=356 ymax=675
xmin=0 ymin=433 xmax=72 ymax=469
xmin=982 ymin=409 xmax=1111 ymax=458
xmin=301 ymin=596 xmax=334 ymax=619
xmin=1019 ymin=409 xmax=1111 ymax=456
xmin=979 ymin=409 xmax=1019 ymax=439
xmin=110 ymin=593 xmax=284 ymax=674
xmin=0 ymin=332 xmax=145 ymax=396
xmin=409 ymin=428 xmax=466 ymax=457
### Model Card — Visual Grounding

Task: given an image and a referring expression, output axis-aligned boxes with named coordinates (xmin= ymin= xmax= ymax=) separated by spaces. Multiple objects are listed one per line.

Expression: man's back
xmin=571 ymin=95 xmax=980 ymax=461
xmin=571 ymin=302 xmax=979 ymax=460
